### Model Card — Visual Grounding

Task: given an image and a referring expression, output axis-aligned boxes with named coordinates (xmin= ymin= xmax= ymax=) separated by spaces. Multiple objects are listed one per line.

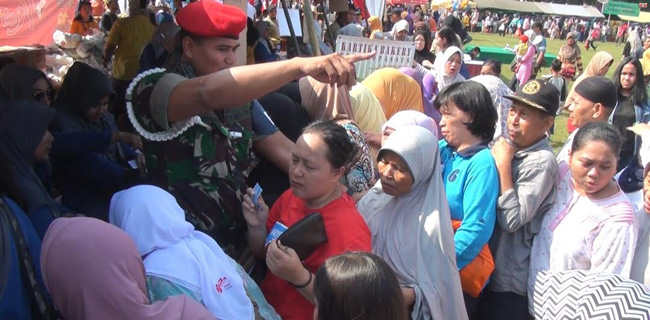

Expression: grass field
xmin=467 ymin=32 xmax=623 ymax=152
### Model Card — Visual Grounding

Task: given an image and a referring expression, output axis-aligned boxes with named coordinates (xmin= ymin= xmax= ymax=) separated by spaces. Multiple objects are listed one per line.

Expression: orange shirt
xmin=261 ymin=190 xmax=371 ymax=320
xmin=69 ymin=19 xmax=99 ymax=35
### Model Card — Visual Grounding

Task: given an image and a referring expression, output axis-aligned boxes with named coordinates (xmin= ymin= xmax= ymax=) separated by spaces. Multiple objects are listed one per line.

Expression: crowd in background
xmin=2 ymin=0 xmax=650 ymax=320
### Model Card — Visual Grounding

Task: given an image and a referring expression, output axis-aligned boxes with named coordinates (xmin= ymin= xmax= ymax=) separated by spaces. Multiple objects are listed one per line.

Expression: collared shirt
xmin=488 ymin=137 xmax=558 ymax=296
xmin=439 ymin=139 xmax=498 ymax=269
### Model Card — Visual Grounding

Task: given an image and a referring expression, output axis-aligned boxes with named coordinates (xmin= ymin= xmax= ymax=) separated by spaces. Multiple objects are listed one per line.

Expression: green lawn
xmin=467 ymin=32 xmax=623 ymax=152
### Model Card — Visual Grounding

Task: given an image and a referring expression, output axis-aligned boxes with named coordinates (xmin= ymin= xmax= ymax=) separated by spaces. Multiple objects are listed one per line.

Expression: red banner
xmin=0 ymin=0 xmax=78 ymax=47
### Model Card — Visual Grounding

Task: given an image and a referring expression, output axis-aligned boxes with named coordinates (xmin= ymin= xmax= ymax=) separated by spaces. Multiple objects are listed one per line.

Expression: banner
xmin=602 ymin=1 xmax=640 ymax=17
xmin=336 ymin=35 xmax=415 ymax=80
xmin=0 ymin=0 xmax=78 ymax=46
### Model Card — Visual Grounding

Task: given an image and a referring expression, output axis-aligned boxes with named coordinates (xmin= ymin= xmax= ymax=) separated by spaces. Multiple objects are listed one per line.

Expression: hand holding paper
xmin=242 ymin=187 xmax=269 ymax=228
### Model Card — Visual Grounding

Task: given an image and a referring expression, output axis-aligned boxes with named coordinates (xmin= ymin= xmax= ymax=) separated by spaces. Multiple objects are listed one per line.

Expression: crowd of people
xmin=2 ymin=0 xmax=650 ymax=319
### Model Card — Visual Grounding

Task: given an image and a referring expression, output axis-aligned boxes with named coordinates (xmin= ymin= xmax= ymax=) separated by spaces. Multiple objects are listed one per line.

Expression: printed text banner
xmin=336 ymin=35 xmax=415 ymax=80
xmin=0 ymin=0 xmax=78 ymax=46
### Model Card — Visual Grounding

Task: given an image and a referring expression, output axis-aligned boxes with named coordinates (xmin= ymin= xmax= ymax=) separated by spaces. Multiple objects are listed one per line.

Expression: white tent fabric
xmin=475 ymin=0 xmax=604 ymax=19
xmin=366 ymin=0 xmax=386 ymax=20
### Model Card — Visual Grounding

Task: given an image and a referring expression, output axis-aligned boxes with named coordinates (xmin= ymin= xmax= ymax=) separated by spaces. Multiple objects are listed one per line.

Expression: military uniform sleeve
xmin=128 ymin=72 xmax=187 ymax=134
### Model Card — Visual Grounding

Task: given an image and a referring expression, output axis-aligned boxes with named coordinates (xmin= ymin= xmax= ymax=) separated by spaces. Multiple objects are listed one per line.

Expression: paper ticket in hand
xmin=253 ymin=183 xmax=263 ymax=209
xmin=265 ymin=222 xmax=288 ymax=247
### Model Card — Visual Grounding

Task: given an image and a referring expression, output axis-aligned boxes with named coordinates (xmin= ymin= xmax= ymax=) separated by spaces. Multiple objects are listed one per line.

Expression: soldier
xmin=126 ymin=0 xmax=371 ymax=265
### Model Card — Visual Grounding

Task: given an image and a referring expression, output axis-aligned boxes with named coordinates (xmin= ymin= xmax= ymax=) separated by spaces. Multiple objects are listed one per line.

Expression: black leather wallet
xmin=278 ymin=212 xmax=328 ymax=261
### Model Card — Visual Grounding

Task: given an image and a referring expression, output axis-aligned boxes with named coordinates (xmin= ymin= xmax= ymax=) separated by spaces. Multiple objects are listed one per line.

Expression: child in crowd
xmin=542 ymin=59 xmax=568 ymax=114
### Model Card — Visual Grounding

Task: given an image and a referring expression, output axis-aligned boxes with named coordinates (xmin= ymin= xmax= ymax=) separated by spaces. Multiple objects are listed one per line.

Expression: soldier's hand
xmin=242 ymin=187 xmax=269 ymax=228
xmin=299 ymin=52 xmax=376 ymax=88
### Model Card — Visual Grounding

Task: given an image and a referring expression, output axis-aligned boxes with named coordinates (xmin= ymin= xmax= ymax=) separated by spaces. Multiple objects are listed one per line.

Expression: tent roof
xmin=617 ymin=11 xmax=650 ymax=24
xmin=475 ymin=0 xmax=604 ymax=18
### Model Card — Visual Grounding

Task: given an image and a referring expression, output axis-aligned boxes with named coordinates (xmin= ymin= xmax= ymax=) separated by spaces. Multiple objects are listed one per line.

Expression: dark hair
xmin=302 ymin=121 xmax=357 ymax=171
xmin=532 ymin=20 xmax=543 ymax=30
xmin=436 ymin=26 xmax=461 ymax=49
xmin=613 ymin=57 xmax=648 ymax=107
xmin=483 ymin=59 xmax=501 ymax=75
xmin=314 ymin=252 xmax=408 ymax=320
xmin=471 ymin=47 xmax=481 ymax=53
xmin=551 ymin=59 xmax=562 ymax=72
xmin=74 ymin=0 xmax=93 ymax=22
xmin=434 ymin=81 xmax=497 ymax=141
xmin=571 ymin=122 xmax=622 ymax=157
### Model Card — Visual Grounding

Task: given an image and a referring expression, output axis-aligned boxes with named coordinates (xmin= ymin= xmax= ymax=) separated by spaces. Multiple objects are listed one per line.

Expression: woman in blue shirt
xmin=434 ymin=81 xmax=499 ymax=315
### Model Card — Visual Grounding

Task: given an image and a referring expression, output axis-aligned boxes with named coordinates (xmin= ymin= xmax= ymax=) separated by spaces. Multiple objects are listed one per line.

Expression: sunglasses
xmin=33 ymin=87 xmax=55 ymax=103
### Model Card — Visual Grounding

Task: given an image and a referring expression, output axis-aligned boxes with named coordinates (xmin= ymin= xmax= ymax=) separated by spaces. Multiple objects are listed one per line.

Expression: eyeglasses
xmin=33 ymin=87 xmax=55 ymax=103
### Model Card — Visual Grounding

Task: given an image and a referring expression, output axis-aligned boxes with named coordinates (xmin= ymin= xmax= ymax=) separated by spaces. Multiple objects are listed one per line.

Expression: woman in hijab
xmin=443 ymin=15 xmax=471 ymax=45
xmin=139 ymin=22 xmax=181 ymax=73
xmin=558 ymin=32 xmax=584 ymax=81
xmin=399 ymin=67 xmax=438 ymax=122
xmin=367 ymin=16 xmax=383 ymax=39
xmin=357 ymin=126 xmax=467 ymax=320
xmin=470 ymin=75 xmax=513 ymax=141
xmin=413 ymin=28 xmax=436 ymax=70
xmin=0 ymin=153 xmax=57 ymax=319
xmin=431 ymin=46 xmax=466 ymax=96
xmin=349 ymin=83 xmax=388 ymax=136
xmin=564 ymin=51 xmax=614 ymax=132
xmin=0 ymin=100 xmax=65 ymax=239
xmin=432 ymin=27 xmax=463 ymax=72
xmin=41 ymin=217 xmax=217 ymax=320
xmin=51 ymin=62 xmax=143 ymax=221
xmin=380 ymin=110 xmax=438 ymax=144
xmin=361 ymin=68 xmax=424 ymax=121
xmin=109 ymin=185 xmax=281 ymax=320
xmin=253 ymin=21 xmax=279 ymax=63
xmin=0 ymin=65 xmax=54 ymax=104
xmin=0 ymin=64 xmax=143 ymax=173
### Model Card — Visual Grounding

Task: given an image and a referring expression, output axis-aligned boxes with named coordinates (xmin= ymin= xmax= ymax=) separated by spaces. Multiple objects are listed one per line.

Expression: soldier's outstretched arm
xmin=166 ymin=52 xmax=375 ymax=122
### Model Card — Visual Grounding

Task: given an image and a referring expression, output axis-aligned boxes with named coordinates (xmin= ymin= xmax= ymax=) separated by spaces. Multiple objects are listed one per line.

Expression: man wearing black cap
xmin=479 ymin=79 xmax=560 ymax=320
xmin=126 ymin=0 xmax=372 ymax=265
xmin=556 ymin=76 xmax=618 ymax=165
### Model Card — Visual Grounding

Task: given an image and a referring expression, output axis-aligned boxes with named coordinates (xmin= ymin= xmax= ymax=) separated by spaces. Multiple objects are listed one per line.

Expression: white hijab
xmin=109 ymin=185 xmax=254 ymax=320
xmin=434 ymin=46 xmax=466 ymax=93
xmin=357 ymin=126 xmax=468 ymax=320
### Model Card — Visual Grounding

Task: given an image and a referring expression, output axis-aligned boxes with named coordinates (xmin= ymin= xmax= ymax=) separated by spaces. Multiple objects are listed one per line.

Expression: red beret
xmin=176 ymin=0 xmax=247 ymax=39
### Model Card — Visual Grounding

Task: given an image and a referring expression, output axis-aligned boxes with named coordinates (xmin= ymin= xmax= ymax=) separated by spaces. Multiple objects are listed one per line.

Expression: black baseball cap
xmin=504 ymin=79 xmax=560 ymax=116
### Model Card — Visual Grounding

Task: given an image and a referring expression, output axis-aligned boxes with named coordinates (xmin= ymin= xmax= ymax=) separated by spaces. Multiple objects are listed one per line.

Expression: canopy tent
xmin=387 ymin=0 xmax=429 ymax=6
xmin=474 ymin=0 xmax=604 ymax=19
xmin=617 ymin=12 xmax=650 ymax=24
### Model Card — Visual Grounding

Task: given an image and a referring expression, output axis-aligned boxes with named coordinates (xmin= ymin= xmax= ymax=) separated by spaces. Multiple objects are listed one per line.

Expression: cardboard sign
xmin=0 ymin=0 xmax=78 ymax=46
xmin=276 ymin=7 xmax=302 ymax=37
xmin=336 ymin=35 xmax=415 ymax=80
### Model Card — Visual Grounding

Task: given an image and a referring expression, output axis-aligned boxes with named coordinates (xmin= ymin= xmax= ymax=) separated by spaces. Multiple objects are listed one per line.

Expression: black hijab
xmin=52 ymin=62 xmax=119 ymax=162
xmin=413 ymin=29 xmax=436 ymax=65
xmin=443 ymin=15 xmax=468 ymax=44
xmin=0 ymin=65 xmax=48 ymax=100
xmin=0 ymin=99 xmax=57 ymax=215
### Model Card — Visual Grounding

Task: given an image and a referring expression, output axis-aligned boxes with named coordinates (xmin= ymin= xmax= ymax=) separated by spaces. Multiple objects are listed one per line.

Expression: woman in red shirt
xmin=243 ymin=121 xmax=372 ymax=320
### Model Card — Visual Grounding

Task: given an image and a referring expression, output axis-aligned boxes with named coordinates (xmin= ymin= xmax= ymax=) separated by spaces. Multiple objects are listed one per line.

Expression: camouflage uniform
xmin=127 ymin=64 xmax=277 ymax=261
